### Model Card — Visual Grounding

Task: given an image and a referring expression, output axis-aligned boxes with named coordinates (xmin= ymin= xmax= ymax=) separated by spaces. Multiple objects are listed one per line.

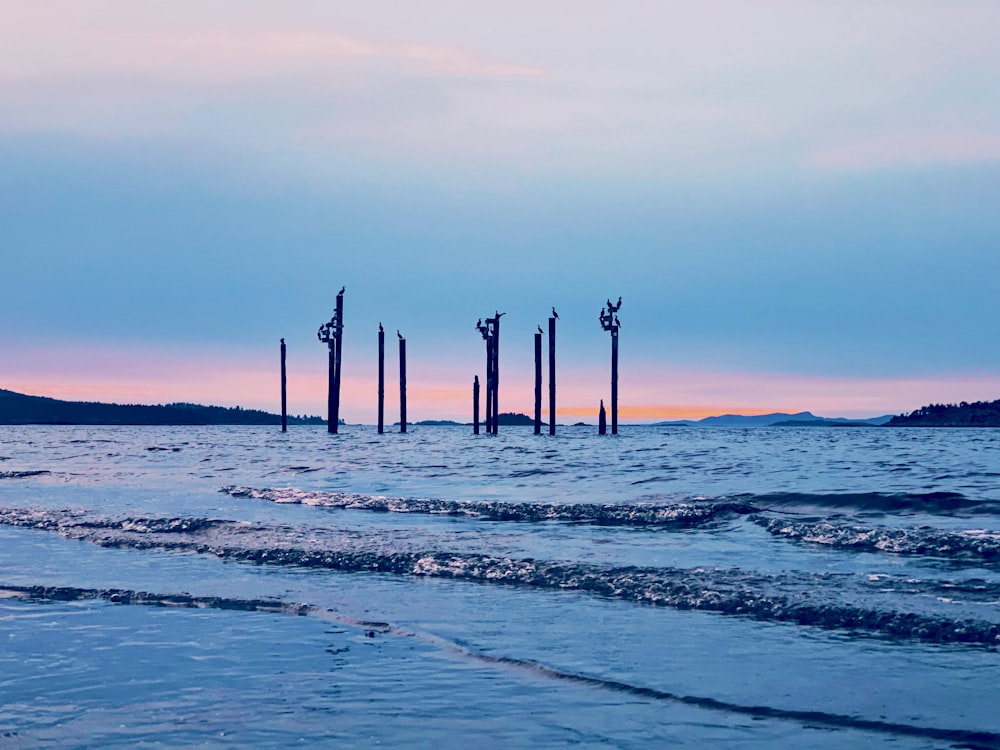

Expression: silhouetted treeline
xmin=0 ymin=389 xmax=325 ymax=426
xmin=887 ymin=399 xmax=1000 ymax=427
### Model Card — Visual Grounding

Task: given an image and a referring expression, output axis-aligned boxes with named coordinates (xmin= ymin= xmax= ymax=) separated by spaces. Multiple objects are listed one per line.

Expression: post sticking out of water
xmin=332 ymin=288 xmax=345 ymax=432
xmin=377 ymin=323 xmax=385 ymax=434
xmin=398 ymin=332 xmax=407 ymax=434
xmin=548 ymin=315 xmax=557 ymax=436
xmin=599 ymin=296 xmax=622 ymax=436
xmin=473 ymin=375 xmax=480 ymax=435
xmin=492 ymin=312 xmax=503 ymax=434
xmin=599 ymin=399 xmax=607 ymax=435
xmin=534 ymin=330 xmax=542 ymax=435
xmin=317 ymin=287 xmax=346 ymax=434
xmin=280 ymin=338 xmax=287 ymax=433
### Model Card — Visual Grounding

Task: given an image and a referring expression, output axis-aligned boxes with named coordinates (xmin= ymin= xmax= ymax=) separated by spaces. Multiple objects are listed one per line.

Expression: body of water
xmin=1 ymin=424 xmax=999 ymax=748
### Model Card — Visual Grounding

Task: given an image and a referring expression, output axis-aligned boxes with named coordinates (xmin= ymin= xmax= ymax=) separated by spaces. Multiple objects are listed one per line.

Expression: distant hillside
xmin=653 ymin=412 xmax=892 ymax=428
xmin=0 ymin=389 xmax=325 ymax=426
xmin=887 ymin=399 xmax=1000 ymax=427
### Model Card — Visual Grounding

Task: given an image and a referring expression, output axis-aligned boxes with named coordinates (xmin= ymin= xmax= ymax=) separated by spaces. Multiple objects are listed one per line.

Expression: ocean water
xmin=1 ymin=424 xmax=999 ymax=748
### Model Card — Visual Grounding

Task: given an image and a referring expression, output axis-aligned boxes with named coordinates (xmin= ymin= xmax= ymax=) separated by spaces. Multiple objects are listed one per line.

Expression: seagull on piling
xmin=552 ymin=307 xmax=559 ymax=320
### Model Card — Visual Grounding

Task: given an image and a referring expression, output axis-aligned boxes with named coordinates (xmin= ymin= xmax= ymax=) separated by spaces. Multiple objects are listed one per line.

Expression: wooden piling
xmin=377 ymin=324 xmax=385 ymax=434
xmin=331 ymin=289 xmax=345 ymax=434
xmin=399 ymin=334 xmax=407 ymax=434
xmin=534 ymin=331 xmax=542 ymax=434
xmin=492 ymin=313 xmax=501 ymax=434
xmin=484 ymin=333 xmax=493 ymax=434
xmin=611 ymin=328 xmax=619 ymax=435
xmin=280 ymin=338 xmax=287 ymax=433
xmin=599 ymin=399 xmax=607 ymax=435
xmin=327 ymin=342 xmax=336 ymax=434
xmin=548 ymin=316 xmax=556 ymax=436
xmin=473 ymin=375 xmax=480 ymax=435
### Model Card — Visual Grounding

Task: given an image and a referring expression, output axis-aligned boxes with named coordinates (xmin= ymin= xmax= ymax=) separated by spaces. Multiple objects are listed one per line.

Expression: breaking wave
xmin=755 ymin=517 xmax=1000 ymax=562
xmin=745 ymin=490 xmax=1000 ymax=516
xmin=221 ymin=485 xmax=757 ymax=527
xmin=3 ymin=506 xmax=998 ymax=647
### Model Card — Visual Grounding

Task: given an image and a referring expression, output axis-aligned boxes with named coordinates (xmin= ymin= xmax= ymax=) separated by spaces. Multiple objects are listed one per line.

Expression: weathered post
xmin=477 ymin=317 xmax=495 ymax=435
xmin=599 ymin=297 xmax=622 ymax=436
xmin=599 ymin=399 xmax=607 ymax=435
xmin=492 ymin=312 xmax=503 ymax=434
xmin=377 ymin=323 xmax=385 ymax=434
xmin=280 ymin=338 xmax=287 ymax=433
xmin=473 ymin=375 xmax=480 ymax=435
xmin=548 ymin=315 xmax=557 ymax=436
xmin=332 ymin=287 xmax=345 ymax=433
xmin=611 ymin=327 xmax=619 ymax=435
xmin=534 ymin=328 xmax=542 ymax=435
xmin=317 ymin=311 xmax=337 ymax=433
xmin=398 ymin=331 xmax=407 ymax=434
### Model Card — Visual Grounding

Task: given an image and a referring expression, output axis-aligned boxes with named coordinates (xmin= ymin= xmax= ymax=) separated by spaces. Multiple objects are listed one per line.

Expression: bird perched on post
xmin=476 ymin=318 xmax=482 ymax=328
xmin=551 ymin=307 xmax=559 ymax=320
xmin=397 ymin=330 xmax=404 ymax=340
xmin=379 ymin=322 xmax=383 ymax=332
xmin=616 ymin=296 xmax=622 ymax=308
xmin=614 ymin=316 xmax=621 ymax=328
xmin=537 ymin=325 xmax=543 ymax=334
xmin=339 ymin=286 xmax=345 ymax=295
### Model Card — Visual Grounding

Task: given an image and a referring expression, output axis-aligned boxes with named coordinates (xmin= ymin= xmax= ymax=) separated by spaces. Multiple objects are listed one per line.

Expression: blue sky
xmin=2 ymin=1 xmax=999 ymax=421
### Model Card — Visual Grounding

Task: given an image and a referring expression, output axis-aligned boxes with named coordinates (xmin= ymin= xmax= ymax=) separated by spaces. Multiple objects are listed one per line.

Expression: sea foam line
xmin=2 ymin=507 xmax=998 ymax=646
xmin=221 ymin=485 xmax=756 ymax=527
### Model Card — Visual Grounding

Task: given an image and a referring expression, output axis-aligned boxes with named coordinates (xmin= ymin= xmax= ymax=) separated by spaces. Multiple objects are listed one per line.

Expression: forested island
xmin=887 ymin=399 xmax=1000 ymax=427
xmin=0 ymin=389 xmax=324 ymax=426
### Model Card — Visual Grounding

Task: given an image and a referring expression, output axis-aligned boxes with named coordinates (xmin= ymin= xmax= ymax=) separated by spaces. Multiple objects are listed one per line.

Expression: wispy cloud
xmin=807 ymin=132 xmax=1000 ymax=171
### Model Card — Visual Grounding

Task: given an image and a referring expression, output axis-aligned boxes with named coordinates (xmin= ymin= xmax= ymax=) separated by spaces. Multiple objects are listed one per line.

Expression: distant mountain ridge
xmin=0 ymin=389 xmax=324 ymax=426
xmin=653 ymin=411 xmax=893 ymax=427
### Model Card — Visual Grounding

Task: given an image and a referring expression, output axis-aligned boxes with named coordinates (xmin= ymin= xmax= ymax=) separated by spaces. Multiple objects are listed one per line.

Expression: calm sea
xmin=2 ymin=424 xmax=999 ymax=748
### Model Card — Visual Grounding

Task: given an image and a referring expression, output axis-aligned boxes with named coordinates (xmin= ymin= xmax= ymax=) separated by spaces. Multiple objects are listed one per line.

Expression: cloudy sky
xmin=2 ymin=1 xmax=998 ymax=422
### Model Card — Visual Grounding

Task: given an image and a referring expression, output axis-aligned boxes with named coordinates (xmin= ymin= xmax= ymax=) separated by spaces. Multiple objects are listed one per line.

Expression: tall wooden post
xmin=280 ymin=338 xmax=287 ymax=433
xmin=331 ymin=289 xmax=345 ymax=434
xmin=599 ymin=297 xmax=622 ymax=436
xmin=492 ymin=313 xmax=501 ymax=434
xmin=611 ymin=328 xmax=619 ymax=435
xmin=599 ymin=399 xmax=607 ymax=435
xmin=473 ymin=376 xmax=480 ymax=435
xmin=484 ymin=332 xmax=493 ymax=434
xmin=548 ymin=316 xmax=556 ymax=436
xmin=399 ymin=334 xmax=407 ymax=434
xmin=377 ymin=324 xmax=385 ymax=434
xmin=327 ymin=341 xmax=336 ymax=433
xmin=533 ymin=331 xmax=542 ymax=435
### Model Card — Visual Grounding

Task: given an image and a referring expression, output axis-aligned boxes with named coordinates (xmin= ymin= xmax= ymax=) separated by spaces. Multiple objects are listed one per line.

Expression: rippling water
xmin=1 ymin=424 xmax=999 ymax=747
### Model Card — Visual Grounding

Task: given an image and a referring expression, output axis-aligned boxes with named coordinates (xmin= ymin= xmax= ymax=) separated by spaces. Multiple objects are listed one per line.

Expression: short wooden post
xmin=327 ymin=342 xmax=336 ymax=433
xmin=533 ymin=331 xmax=542 ymax=435
xmin=399 ymin=334 xmax=407 ymax=433
xmin=473 ymin=375 xmax=480 ymax=435
xmin=599 ymin=399 xmax=607 ymax=435
xmin=377 ymin=324 xmax=385 ymax=434
xmin=548 ymin=316 xmax=556 ymax=436
xmin=280 ymin=338 xmax=287 ymax=432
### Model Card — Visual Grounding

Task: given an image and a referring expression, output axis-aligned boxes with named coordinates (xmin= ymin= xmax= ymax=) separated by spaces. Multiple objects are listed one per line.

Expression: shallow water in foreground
xmin=1 ymin=424 xmax=999 ymax=747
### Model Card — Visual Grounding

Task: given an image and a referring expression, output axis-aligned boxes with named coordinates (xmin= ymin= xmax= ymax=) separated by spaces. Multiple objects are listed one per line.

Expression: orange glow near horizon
xmin=558 ymin=405 xmax=785 ymax=420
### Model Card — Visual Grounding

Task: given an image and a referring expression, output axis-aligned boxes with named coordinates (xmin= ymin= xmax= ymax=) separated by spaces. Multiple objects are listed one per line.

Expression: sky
xmin=2 ymin=1 xmax=999 ymax=423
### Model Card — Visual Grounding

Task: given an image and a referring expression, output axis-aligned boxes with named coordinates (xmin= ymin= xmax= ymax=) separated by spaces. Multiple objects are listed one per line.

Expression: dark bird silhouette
xmin=607 ymin=299 xmax=613 ymax=311
xmin=379 ymin=322 xmax=383 ymax=333
xmin=614 ymin=316 xmax=621 ymax=327
xmin=476 ymin=318 xmax=482 ymax=328
xmin=551 ymin=307 xmax=559 ymax=319
xmin=616 ymin=296 xmax=622 ymax=308
xmin=397 ymin=330 xmax=403 ymax=340
xmin=339 ymin=286 xmax=345 ymax=295
xmin=280 ymin=338 xmax=285 ymax=345
xmin=537 ymin=325 xmax=543 ymax=334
